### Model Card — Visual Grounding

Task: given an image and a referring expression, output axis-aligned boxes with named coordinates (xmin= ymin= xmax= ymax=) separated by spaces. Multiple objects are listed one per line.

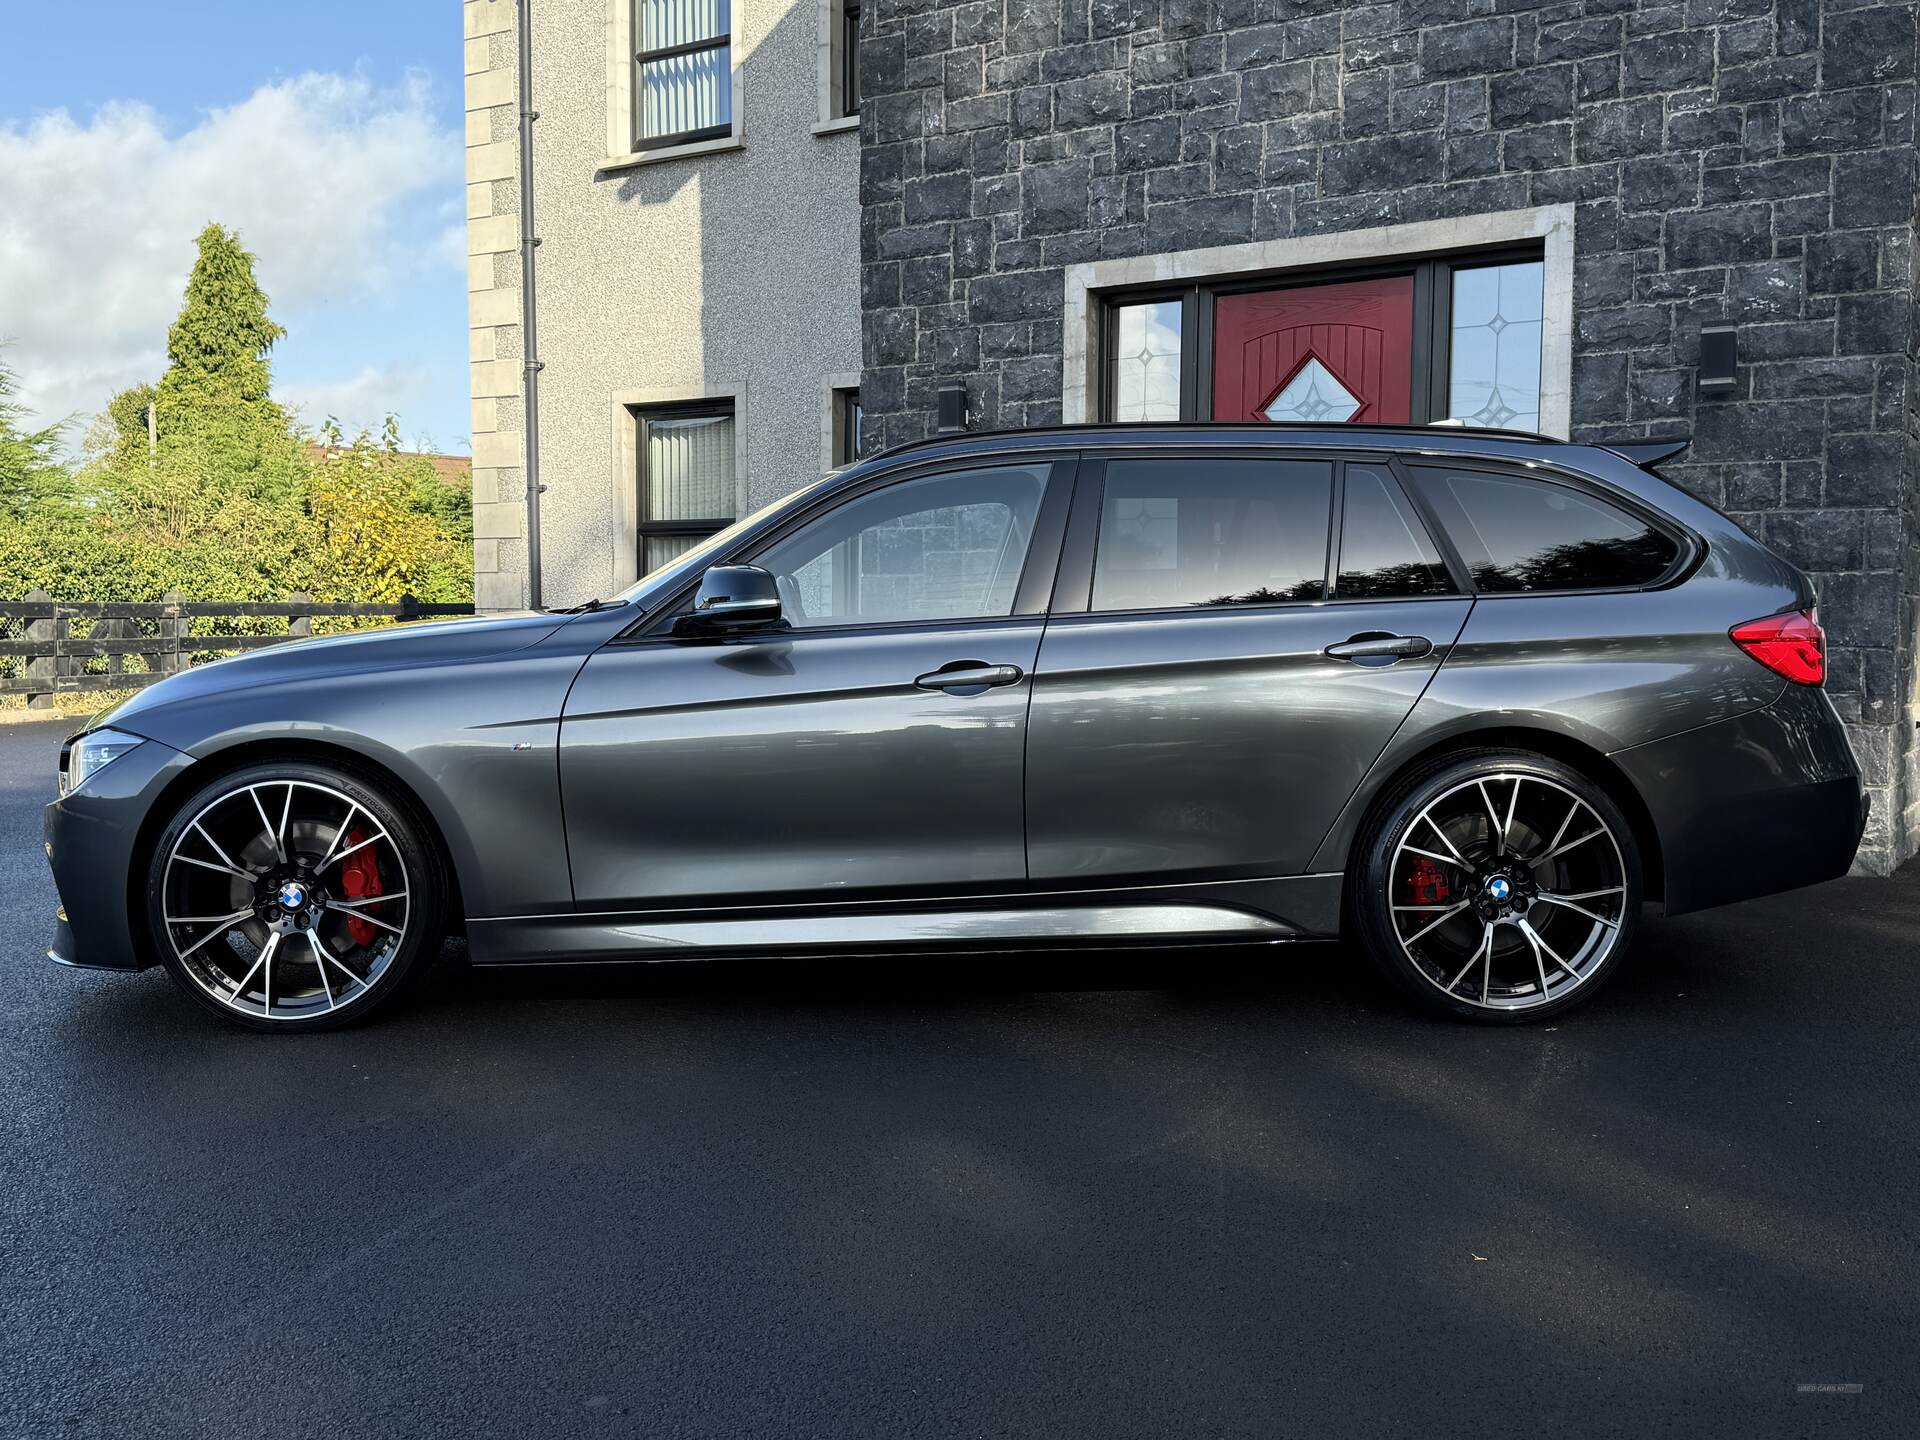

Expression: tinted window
xmin=1092 ymin=458 xmax=1330 ymax=611
xmin=1337 ymin=465 xmax=1455 ymax=599
xmin=1409 ymin=466 xmax=1679 ymax=593
xmin=754 ymin=464 xmax=1047 ymax=627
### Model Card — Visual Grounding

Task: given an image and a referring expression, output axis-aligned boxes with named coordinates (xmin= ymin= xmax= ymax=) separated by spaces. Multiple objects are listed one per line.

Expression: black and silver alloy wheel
xmin=1355 ymin=752 xmax=1641 ymax=1023
xmin=147 ymin=763 xmax=442 ymax=1030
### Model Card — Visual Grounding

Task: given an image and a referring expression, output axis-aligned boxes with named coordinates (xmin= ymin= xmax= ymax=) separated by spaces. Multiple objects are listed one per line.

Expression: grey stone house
xmin=855 ymin=0 xmax=1920 ymax=872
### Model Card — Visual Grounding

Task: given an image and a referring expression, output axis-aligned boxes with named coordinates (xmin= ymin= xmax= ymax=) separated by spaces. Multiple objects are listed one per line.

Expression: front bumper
xmin=1613 ymin=683 xmax=1866 ymax=917
xmin=43 ymin=735 xmax=194 ymax=971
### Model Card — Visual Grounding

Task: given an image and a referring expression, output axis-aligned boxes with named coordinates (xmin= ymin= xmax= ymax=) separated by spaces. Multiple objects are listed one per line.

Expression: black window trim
xmin=634 ymin=1 xmax=734 ymax=150
xmin=1392 ymin=455 xmax=1702 ymax=599
xmin=621 ymin=452 xmax=1082 ymax=643
xmin=1097 ymin=243 xmax=1546 ymax=429
xmin=636 ymin=399 xmax=738 ymax=570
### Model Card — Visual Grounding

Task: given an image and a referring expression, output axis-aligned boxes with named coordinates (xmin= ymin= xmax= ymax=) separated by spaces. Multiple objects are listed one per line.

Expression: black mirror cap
xmin=680 ymin=564 xmax=785 ymax=633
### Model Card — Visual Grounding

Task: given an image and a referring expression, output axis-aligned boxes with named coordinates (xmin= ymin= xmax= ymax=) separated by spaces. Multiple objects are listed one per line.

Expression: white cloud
xmin=0 ymin=72 xmax=460 ymax=441
xmin=280 ymin=363 xmax=464 ymax=451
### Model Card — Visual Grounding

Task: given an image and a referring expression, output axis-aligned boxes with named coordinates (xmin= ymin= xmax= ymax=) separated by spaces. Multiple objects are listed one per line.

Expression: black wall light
xmin=1698 ymin=325 xmax=1738 ymax=391
xmin=935 ymin=382 xmax=969 ymax=433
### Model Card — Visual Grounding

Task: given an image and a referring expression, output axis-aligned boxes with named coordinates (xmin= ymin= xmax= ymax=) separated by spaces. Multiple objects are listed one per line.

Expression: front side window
xmin=640 ymin=405 xmax=736 ymax=574
xmin=1408 ymin=466 xmax=1679 ymax=593
xmin=1337 ymin=464 xmax=1455 ymax=599
xmin=1091 ymin=458 xmax=1331 ymax=611
xmin=636 ymin=0 xmax=732 ymax=148
xmin=754 ymin=465 xmax=1048 ymax=628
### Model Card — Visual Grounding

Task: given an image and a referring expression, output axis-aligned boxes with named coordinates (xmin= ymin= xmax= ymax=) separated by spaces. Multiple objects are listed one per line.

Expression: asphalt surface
xmin=1 ymin=716 xmax=1915 ymax=1438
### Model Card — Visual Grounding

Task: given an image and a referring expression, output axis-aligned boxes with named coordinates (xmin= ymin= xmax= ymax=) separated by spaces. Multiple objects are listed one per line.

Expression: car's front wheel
xmin=1352 ymin=750 xmax=1642 ymax=1023
xmin=144 ymin=761 xmax=446 ymax=1031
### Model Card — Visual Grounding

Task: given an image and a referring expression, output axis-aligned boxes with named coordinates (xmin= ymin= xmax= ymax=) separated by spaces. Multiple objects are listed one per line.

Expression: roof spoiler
xmin=1603 ymin=438 xmax=1690 ymax=470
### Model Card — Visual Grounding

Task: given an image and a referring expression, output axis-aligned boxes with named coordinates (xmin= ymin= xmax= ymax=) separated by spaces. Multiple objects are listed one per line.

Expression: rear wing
xmin=1602 ymin=438 xmax=1689 ymax=471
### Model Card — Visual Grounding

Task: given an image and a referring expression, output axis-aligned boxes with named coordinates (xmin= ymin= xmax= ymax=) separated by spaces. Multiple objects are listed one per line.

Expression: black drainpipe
xmin=515 ymin=0 xmax=544 ymax=609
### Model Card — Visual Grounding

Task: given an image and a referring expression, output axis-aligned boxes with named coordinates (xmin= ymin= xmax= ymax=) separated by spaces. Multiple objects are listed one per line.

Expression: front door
xmin=560 ymin=459 xmax=1070 ymax=909
xmin=1212 ymin=276 xmax=1415 ymax=424
xmin=1026 ymin=453 xmax=1469 ymax=886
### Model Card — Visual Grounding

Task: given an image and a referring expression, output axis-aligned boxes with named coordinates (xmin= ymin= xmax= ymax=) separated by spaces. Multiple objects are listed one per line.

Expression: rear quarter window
xmin=1407 ymin=465 xmax=1679 ymax=593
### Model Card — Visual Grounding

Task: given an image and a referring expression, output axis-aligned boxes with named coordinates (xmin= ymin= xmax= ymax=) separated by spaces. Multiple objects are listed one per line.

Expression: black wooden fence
xmin=0 ymin=591 xmax=474 ymax=709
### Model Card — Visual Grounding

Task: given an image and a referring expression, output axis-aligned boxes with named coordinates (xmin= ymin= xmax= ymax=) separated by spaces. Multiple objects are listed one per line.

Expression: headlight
xmin=59 ymin=728 xmax=145 ymax=797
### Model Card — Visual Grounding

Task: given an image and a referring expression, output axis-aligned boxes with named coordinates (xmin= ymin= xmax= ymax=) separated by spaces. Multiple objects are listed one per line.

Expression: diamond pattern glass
xmin=1110 ymin=301 xmax=1183 ymax=421
xmin=1448 ymin=261 xmax=1544 ymax=432
xmin=1262 ymin=357 xmax=1362 ymax=423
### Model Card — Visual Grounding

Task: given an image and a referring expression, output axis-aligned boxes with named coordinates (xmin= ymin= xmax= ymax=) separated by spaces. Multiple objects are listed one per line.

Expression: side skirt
xmin=466 ymin=873 xmax=1345 ymax=965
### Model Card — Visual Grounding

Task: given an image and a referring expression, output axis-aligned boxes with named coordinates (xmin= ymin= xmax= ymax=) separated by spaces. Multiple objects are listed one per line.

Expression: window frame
xmin=1097 ymin=244 xmax=1545 ymax=430
xmin=636 ymin=399 xmax=740 ymax=573
xmin=633 ymin=0 xmax=735 ymax=151
xmin=623 ymin=452 xmax=1082 ymax=642
xmin=840 ymin=0 xmax=861 ymax=117
xmin=833 ymin=386 xmax=863 ymax=468
xmin=1395 ymin=457 xmax=1701 ymax=599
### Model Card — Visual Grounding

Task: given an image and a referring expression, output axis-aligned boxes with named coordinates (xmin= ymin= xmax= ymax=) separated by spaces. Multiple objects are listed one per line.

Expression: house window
xmin=639 ymin=403 xmax=736 ymax=574
xmin=841 ymin=0 xmax=861 ymax=115
xmin=635 ymin=0 xmax=733 ymax=149
xmin=833 ymin=387 xmax=863 ymax=466
xmin=1108 ymin=299 xmax=1184 ymax=422
xmin=1099 ymin=249 xmax=1546 ymax=433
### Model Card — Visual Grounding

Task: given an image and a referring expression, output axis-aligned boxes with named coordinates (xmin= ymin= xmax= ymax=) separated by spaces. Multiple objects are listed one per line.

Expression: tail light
xmin=1731 ymin=608 xmax=1824 ymax=685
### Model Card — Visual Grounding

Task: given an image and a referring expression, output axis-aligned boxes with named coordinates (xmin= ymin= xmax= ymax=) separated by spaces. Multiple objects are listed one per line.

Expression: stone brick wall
xmin=858 ymin=0 xmax=1920 ymax=871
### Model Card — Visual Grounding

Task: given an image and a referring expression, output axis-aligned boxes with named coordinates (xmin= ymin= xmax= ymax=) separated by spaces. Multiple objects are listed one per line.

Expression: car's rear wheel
xmin=144 ymin=761 xmax=445 ymax=1031
xmin=1352 ymin=750 xmax=1642 ymax=1023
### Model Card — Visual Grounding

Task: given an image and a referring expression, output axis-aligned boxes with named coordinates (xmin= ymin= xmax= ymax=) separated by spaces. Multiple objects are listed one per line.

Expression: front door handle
xmin=914 ymin=661 xmax=1025 ymax=692
xmin=1324 ymin=633 xmax=1434 ymax=665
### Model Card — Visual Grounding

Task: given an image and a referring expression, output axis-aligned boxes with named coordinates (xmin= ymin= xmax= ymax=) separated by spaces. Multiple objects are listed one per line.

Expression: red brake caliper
xmin=1408 ymin=856 xmax=1451 ymax=907
xmin=336 ymin=826 xmax=383 ymax=946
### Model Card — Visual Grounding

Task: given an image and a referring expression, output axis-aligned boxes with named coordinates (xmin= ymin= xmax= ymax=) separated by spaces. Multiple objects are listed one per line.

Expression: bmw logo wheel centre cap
xmin=1486 ymin=877 xmax=1512 ymax=903
xmin=277 ymin=881 xmax=308 ymax=910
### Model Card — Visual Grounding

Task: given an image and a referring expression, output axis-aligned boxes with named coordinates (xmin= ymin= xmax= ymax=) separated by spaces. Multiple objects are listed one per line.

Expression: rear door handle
xmin=1324 ymin=633 xmax=1433 ymax=665
xmin=914 ymin=661 xmax=1025 ymax=692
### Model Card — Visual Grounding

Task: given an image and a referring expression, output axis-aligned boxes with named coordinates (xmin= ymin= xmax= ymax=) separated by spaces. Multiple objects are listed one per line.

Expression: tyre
xmin=144 ymin=761 xmax=447 ymax=1031
xmin=1351 ymin=750 xmax=1642 ymax=1024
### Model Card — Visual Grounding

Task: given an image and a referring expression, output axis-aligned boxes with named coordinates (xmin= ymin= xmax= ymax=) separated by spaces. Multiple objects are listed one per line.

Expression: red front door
xmin=1212 ymin=276 xmax=1415 ymax=423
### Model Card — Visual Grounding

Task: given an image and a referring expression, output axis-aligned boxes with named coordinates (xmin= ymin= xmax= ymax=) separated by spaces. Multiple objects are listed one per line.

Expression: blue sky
xmin=0 ymin=1 xmax=473 ymax=454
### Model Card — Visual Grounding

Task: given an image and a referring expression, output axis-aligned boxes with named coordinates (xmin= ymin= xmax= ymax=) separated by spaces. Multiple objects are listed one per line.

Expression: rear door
xmin=1025 ymin=451 xmax=1471 ymax=885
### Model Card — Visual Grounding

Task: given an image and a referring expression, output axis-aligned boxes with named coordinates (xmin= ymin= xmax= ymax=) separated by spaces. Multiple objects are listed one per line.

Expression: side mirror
xmin=679 ymin=564 xmax=784 ymax=633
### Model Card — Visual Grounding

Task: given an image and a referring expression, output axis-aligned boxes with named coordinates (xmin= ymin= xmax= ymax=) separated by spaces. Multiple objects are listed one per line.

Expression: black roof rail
xmin=867 ymin=419 xmax=1567 ymax=464
xmin=1602 ymin=438 xmax=1690 ymax=470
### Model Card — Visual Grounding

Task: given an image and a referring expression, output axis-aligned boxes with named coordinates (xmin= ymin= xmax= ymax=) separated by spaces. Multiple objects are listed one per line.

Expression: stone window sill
xmin=811 ymin=115 xmax=859 ymax=137
xmin=597 ymin=133 xmax=745 ymax=173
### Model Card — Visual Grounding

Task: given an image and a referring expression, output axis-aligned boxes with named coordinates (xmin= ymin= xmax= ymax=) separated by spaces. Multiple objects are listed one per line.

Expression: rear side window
xmin=1092 ymin=457 xmax=1331 ymax=611
xmin=1408 ymin=466 xmax=1679 ymax=593
xmin=1336 ymin=464 xmax=1455 ymax=599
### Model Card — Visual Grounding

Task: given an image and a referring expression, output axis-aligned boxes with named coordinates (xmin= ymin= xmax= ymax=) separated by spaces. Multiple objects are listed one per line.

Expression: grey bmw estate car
xmin=45 ymin=423 xmax=1864 ymax=1029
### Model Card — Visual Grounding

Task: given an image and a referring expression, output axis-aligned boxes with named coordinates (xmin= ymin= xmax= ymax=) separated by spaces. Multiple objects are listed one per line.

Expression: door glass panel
xmin=1109 ymin=300 xmax=1183 ymax=421
xmin=1337 ymin=465 xmax=1455 ymax=598
xmin=1447 ymin=261 xmax=1544 ymax=432
xmin=1262 ymin=357 xmax=1363 ymax=423
xmin=1408 ymin=466 xmax=1679 ymax=592
xmin=1091 ymin=458 xmax=1331 ymax=611
xmin=755 ymin=464 xmax=1048 ymax=627
xmin=643 ymin=532 xmax=708 ymax=575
